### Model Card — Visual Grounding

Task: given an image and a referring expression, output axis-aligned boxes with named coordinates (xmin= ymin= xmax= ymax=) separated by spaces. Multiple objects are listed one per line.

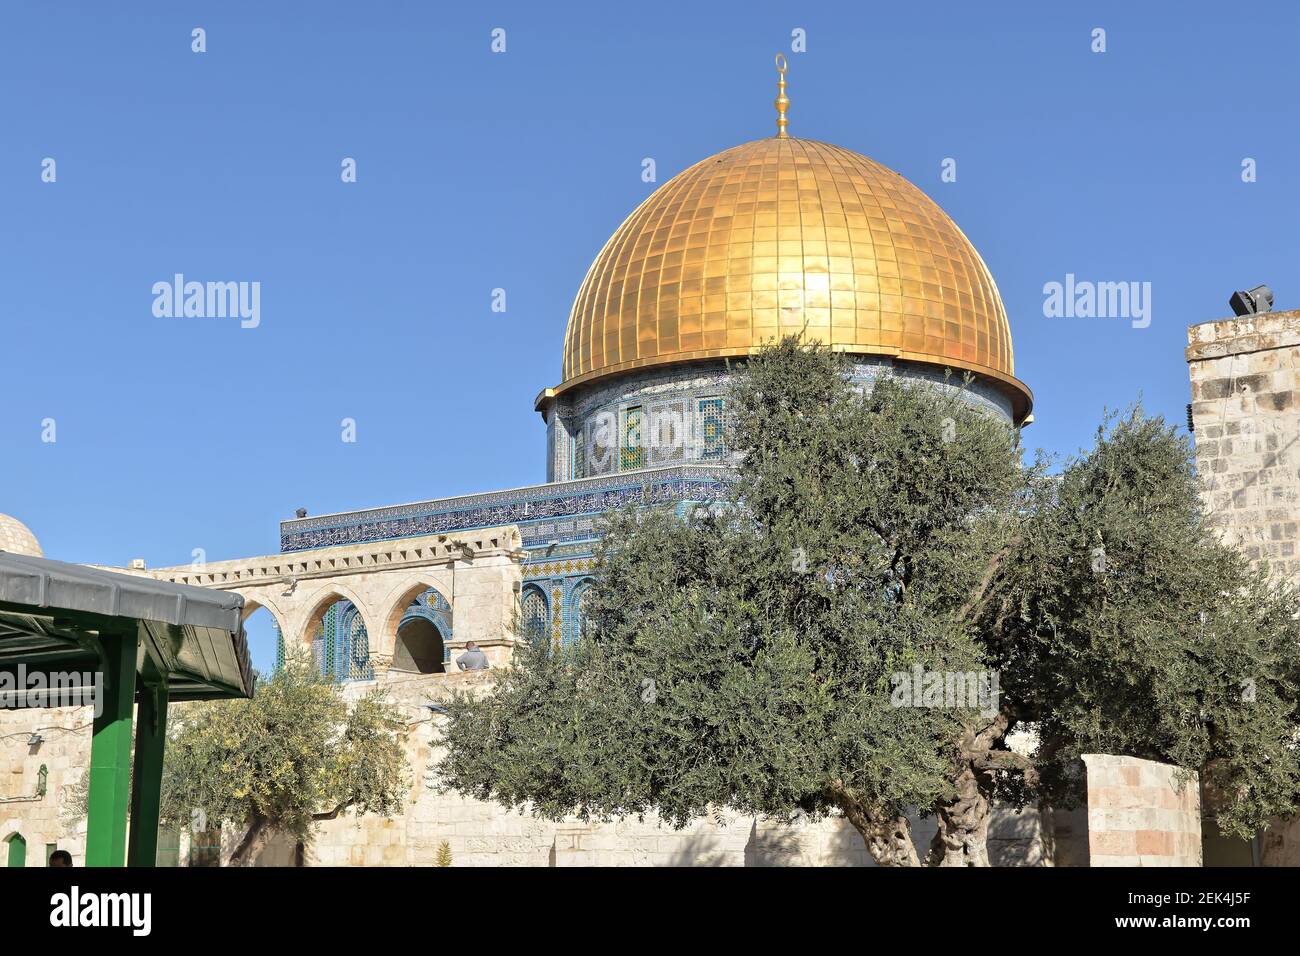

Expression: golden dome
xmin=557 ymin=136 xmax=1031 ymax=421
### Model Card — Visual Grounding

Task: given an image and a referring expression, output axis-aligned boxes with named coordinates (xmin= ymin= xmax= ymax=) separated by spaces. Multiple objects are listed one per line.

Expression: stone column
xmin=1082 ymin=754 xmax=1202 ymax=866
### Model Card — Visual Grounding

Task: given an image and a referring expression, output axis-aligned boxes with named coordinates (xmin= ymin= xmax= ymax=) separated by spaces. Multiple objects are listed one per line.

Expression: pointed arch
xmin=520 ymin=584 xmax=549 ymax=647
xmin=239 ymin=596 xmax=287 ymax=631
xmin=374 ymin=574 xmax=454 ymax=660
xmin=296 ymin=585 xmax=375 ymax=682
xmin=237 ymin=596 xmax=289 ymax=674
xmin=382 ymin=580 xmax=454 ymax=675
xmin=569 ymin=577 xmax=597 ymax=647
xmin=292 ymin=582 xmax=375 ymax=645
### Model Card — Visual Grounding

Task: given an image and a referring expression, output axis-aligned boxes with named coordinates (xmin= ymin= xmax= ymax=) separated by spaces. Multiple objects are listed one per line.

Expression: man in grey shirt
xmin=456 ymin=641 xmax=490 ymax=671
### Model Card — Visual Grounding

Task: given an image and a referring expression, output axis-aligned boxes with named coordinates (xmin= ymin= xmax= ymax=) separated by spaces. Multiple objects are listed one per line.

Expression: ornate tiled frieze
xmin=280 ymin=466 xmax=730 ymax=554
xmin=845 ymin=357 xmax=1014 ymax=423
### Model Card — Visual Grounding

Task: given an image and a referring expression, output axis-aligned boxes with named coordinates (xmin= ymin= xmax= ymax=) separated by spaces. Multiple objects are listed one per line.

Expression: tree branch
xmin=956 ymin=536 xmax=1021 ymax=622
xmin=973 ymin=749 xmax=1039 ymax=785
xmin=312 ymin=798 xmax=357 ymax=822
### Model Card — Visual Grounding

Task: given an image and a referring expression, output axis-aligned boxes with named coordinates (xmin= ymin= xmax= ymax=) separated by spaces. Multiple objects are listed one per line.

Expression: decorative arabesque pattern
xmin=521 ymin=586 xmax=548 ymax=646
xmin=551 ymin=588 xmax=564 ymax=650
xmin=280 ymin=466 xmax=729 ymax=552
xmin=312 ymin=599 xmax=374 ymax=682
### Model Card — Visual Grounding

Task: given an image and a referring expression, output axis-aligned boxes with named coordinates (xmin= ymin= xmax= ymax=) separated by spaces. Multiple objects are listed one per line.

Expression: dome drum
xmin=541 ymin=355 xmax=1017 ymax=482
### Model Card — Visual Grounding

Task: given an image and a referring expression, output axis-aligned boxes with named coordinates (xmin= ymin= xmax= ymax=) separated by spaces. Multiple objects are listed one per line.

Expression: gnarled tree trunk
xmin=928 ymin=711 xmax=1038 ymax=867
xmin=226 ymin=813 xmax=273 ymax=867
xmin=830 ymin=783 xmax=920 ymax=866
xmin=928 ymin=761 xmax=992 ymax=866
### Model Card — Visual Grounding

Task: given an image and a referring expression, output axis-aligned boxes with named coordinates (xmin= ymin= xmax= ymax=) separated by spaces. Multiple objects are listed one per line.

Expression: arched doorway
xmin=394 ymin=618 xmax=444 ymax=674
xmin=393 ymin=588 xmax=451 ymax=674
xmin=5 ymin=833 xmax=26 ymax=868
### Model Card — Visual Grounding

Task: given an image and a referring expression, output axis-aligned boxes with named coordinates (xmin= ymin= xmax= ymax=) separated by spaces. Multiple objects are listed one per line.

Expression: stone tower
xmin=1187 ymin=307 xmax=1300 ymax=864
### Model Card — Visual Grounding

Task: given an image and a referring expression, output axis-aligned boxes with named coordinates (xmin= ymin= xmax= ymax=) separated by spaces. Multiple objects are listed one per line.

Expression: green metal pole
xmin=85 ymin=625 xmax=139 ymax=867
xmin=126 ymin=681 xmax=168 ymax=867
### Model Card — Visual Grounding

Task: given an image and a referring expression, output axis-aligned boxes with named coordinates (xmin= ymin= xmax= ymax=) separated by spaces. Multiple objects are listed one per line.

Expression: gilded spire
xmin=774 ymin=53 xmax=790 ymax=137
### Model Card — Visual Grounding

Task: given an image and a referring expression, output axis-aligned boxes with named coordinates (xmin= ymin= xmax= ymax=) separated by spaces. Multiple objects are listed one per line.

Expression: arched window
xmin=340 ymin=605 xmax=373 ymax=681
xmin=698 ymin=397 xmax=725 ymax=460
xmin=313 ymin=600 xmax=373 ymax=682
xmin=570 ymin=581 xmax=596 ymax=646
xmin=520 ymin=586 xmax=548 ymax=646
xmin=621 ymin=405 xmax=646 ymax=471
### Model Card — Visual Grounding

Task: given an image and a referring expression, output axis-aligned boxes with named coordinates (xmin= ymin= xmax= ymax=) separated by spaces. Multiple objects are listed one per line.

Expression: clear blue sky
xmin=3 ymin=0 xmax=1298 ymax=576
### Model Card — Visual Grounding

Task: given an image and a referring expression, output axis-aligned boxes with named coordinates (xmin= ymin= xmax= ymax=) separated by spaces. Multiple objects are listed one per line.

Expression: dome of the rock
xmin=555 ymin=135 xmax=1031 ymax=422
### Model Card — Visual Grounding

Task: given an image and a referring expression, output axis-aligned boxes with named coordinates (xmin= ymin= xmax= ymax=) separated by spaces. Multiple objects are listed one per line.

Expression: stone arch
xmin=237 ymin=593 xmax=288 ymax=631
xmin=287 ymin=583 xmax=378 ymax=680
xmin=235 ymin=595 xmax=290 ymax=674
xmin=288 ymin=581 xmax=376 ymax=649
xmin=376 ymin=576 xmax=454 ymax=662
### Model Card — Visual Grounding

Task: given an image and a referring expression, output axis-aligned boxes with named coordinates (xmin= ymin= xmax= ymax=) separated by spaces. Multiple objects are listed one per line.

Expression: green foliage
xmin=161 ymin=661 xmax=408 ymax=851
xmin=983 ymin=410 xmax=1300 ymax=836
xmin=440 ymin=338 xmax=1300 ymax=852
xmin=436 ymin=841 xmax=453 ymax=866
xmin=440 ymin=339 xmax=1031 ymax=834
xmin=59 ymin=768 xmax=90 ymax=828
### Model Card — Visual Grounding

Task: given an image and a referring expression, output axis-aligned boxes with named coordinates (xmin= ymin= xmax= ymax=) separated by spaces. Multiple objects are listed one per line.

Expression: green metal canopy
xmin=0 ymin=552 xmax=253 ymax=699
xmin=0 ymin=551 xmax=254 ymax=867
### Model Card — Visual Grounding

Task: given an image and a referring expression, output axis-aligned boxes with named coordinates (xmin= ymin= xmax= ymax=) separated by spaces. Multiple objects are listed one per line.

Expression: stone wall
xmin=0 ymin=703 xmax=91 ymax=866
xmin=1187 ymin=309 xmax=1300 ymax=865
xmin=292 ymin=670 xmax=876 ymax=867
xmin=274 ymin=669 xmax=1055 ymax=867
xmin=1082 ymin=754 xmax=1202 ymax=867
xmin=1187 ymin=309 xmax=1300 ymax=577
